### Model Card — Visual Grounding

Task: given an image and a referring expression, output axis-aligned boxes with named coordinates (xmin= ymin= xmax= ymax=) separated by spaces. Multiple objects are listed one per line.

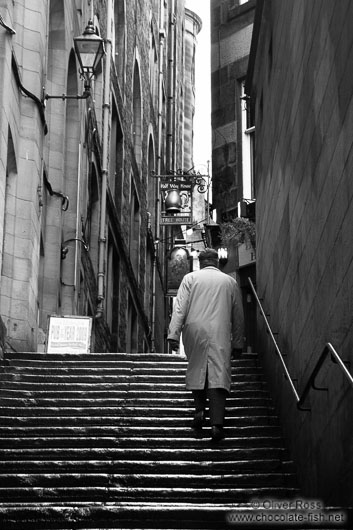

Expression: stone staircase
xmin=0 ymin=351 xmax=306 ymax=528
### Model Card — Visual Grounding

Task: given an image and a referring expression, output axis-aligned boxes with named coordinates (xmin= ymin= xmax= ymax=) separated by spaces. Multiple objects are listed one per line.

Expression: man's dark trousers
xmin=192 ymin=387 xmax=228 ymax=426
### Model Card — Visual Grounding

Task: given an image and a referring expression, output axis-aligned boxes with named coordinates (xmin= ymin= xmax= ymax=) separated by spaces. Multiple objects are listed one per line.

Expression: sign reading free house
xmin=47 ymin=316 xmax=92 ymax=354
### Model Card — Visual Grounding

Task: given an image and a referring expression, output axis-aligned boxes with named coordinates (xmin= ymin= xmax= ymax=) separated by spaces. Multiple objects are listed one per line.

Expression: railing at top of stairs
xmin=248 ymin=277 xmax=353 ymax=412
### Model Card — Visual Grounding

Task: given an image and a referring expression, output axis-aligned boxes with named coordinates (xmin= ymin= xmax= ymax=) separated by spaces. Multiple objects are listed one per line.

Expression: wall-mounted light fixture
xmin=42 ymin=20 xmax=105 ymax=105
xmin=218 ymin=247 xmax=228 ymax=262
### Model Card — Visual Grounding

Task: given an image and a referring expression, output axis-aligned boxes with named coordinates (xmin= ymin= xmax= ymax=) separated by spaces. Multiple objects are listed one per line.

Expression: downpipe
xmin=95 ymin=0 xmax=112 ymax=319
xmin=151 ymin=0 xmax=165 ymax=351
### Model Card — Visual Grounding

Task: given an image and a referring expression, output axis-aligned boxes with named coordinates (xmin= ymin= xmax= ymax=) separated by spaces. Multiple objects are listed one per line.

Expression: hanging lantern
xmin=165 ymin=189 xmax=182 ymax=214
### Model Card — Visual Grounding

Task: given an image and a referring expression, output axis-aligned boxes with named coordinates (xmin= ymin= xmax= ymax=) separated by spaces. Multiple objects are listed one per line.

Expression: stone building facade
xmin=247 ymin=0 xmax=353 ymax=505
xmin=0 ymin=0 xmax=199 ymax=353
xmin=210 ymin=0 xmax=257 ymax=353
xmin=210 ymin=0 xmax=256 ymax=221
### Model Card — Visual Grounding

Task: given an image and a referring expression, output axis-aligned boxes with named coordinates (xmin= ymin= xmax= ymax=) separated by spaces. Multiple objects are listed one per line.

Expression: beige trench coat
xmin=167 ymin=266 xmax=244 ymax=392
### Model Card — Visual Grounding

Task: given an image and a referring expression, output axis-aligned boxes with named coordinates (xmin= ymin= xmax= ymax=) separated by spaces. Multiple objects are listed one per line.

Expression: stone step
xmin=0 ymin=423 xmax=281 ymax=437
xmin=0 ymin=373 xmax=264 ymax=383
xmin=0 ymin=404 xmax=275 ymax=416
xmin=0 ymin=503 xmax=348 ymax=530
xmin=3 ymin=352 xmax=190 ymax=362
xmin=0 ymin=364 xmax=260 ymax=374
xmin=0 ymin=458 xmax=296 ymax=474
xmin=0 ymin=471 xmax=298 ymax=488
xmin=0 ymin=445 xmax=290 ymax=461
xmin=0 ymin=401 xmax=274 ymax=417
xmin=0 ymin=388 xmax=271 ymax=399
xmin=0 ymin=485 xmax=300 ymax=503
xmin=0 ymin=380 xmax=269 ymax=392
xmin=0 ymin=435 xmax=286 ymax=449
xmin=0 ymin=396 xmax=273 ymax=408
xmin=1 ymin=358 xmax=260 ymax=369
xmin=0 ymin=414 xmax=280 ymax=427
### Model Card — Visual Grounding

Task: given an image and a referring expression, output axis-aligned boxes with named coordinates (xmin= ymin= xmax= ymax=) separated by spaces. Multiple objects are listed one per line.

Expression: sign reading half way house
xmin=47 ymin=316 xmax=92 ymax=354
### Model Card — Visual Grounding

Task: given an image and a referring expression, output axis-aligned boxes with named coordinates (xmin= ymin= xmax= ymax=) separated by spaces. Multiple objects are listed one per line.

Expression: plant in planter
xmin=219 ymin=217 xmax=256 ymax=250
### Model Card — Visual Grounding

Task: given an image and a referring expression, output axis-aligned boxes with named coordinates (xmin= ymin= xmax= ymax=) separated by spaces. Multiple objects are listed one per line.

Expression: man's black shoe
xmin=211 ymin=425 xmax=225 ymax=442
xmin=192 ymin=410 xmax=206 ymax=429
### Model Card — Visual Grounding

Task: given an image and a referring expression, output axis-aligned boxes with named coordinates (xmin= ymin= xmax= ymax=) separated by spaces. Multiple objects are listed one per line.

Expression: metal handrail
xmin=248 ymin=277 xmax=300 ymax=404
xmin=248 ymin=277 xmax=353 ymax=411
xmin=297 ymin=342 xmax=353 ymax=410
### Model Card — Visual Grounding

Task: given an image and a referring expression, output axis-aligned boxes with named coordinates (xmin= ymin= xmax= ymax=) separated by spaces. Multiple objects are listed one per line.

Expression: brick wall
xmin=252 ymin=0 xmax=353 ymax=505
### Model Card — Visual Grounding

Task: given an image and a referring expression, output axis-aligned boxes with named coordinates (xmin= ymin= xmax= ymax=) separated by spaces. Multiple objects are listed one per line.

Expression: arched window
xmin=149 ymin=22 xmax=158 ymax=105
xmin=110 ymin=101 xmax=124 ymax=215
xmin=60 ymin=51 xmax=81 ymax=314
xmin=129 ymin=179 xmax=140 ymax=276
xmin=87 ymin=163 xmax=100 ymax=275
xmin=47 ymin=1 xmax=65 ymax=85
xmin=1 ymin=127 xmax=17 ymax=281
xmin=114 ymin=0 xmax=126 ymax=88
xmin=132 ymin=60 xmax=142 ymax=168
xmin=147 ymin=134 xmax=156 ymax=229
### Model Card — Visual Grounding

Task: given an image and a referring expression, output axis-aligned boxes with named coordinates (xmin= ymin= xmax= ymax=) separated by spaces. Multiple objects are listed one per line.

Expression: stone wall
xmin=251 ymin=0 xmax=353 ymax=506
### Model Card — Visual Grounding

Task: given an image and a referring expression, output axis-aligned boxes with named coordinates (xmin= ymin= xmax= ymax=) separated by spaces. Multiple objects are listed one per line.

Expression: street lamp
xmin=74 ymin=20 xmax=105 ymax=83
xmin=43 ymin=20 xmax=105 ymax=105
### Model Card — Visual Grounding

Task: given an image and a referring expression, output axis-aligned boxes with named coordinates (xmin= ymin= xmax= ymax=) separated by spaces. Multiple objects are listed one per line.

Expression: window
xmin=241 ymin=80 xmax=255 ymax=201
xmin=114 ymin=0 xmax=126 ymax=87
xmin=132 ymin=61 xmax=142 ymax=168
xmin=129 ymin=181 xmax=140 ymax=276
xmin=106 ymin=236 xmax=120 ymax=351
xmin=87 ymin=164 xmax=100 ymax=274
xmin=110 ymin=102 xmax=124 ymax=214
xmin=127 ymin=293 xmax=138 ymax=353
xmin=149 ymin=22 xmax=158 ymax=103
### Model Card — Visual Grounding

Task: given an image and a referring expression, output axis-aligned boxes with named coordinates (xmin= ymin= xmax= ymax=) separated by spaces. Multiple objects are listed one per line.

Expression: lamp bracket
xmin=42 ymin=85 xmax=90 ymax=107
xmin=61 ymin=238 xmax=89 ymax=259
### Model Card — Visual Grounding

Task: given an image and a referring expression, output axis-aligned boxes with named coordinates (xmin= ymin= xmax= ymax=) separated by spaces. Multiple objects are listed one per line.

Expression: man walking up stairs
xmin=0 ymin=350 xmax=308 ymax=529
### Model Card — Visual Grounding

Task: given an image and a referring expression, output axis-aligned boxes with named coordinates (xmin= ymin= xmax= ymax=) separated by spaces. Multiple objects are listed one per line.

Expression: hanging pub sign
xmin=167 ymin=246 xmax=193 ymax=295
xmin=160 ymin=177 xmax=193 ymax=225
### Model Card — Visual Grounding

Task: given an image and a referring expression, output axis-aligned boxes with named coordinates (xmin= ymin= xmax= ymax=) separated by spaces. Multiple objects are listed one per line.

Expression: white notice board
xmin=47 ymin=316 xmax=92 ymax=354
